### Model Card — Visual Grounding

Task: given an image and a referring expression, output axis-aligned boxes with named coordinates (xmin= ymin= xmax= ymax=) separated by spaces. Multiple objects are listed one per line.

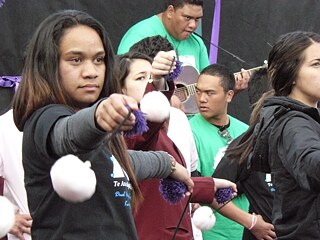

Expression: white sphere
xmin=140 ymin=91 xmax=170 ymax=122
xmin=192 ymin=206 xmax=216 ymax=231
xmin=0 ymin=196 xmax=15 ymax=238
xmin=50 ymin=154 xmax=97 ymax=203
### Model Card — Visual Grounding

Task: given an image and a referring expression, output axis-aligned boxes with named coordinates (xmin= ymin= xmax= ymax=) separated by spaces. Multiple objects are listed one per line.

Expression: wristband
xmin=248 ymin=213 xmax=257 ymax=230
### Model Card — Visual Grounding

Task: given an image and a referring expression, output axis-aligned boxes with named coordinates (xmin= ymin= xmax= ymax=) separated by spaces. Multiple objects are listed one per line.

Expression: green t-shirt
xmin=117 ymin=15 xmax=209 ymax=72
xmin=189 ymin=113 xmax=250 ymax=240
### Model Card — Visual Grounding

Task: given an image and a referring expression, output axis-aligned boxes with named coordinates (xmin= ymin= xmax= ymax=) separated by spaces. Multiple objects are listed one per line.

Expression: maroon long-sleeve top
xmin=125 ymin=81 xmax=215 ymax=240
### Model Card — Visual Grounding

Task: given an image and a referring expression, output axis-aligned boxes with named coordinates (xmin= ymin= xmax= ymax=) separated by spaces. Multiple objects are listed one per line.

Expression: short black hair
xmin=200 ymin=64 xmax=235 ymax=92
xmin=165 ymin=0 xmax=203 ymax=9
xmin=129 ymin=35 xmax=173 ymax=59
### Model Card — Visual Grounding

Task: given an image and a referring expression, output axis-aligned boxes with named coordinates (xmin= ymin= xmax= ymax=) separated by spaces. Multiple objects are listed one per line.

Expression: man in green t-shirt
xmin=189 ymin=64 xmax=272 ymax=240
xmin=117 ymin=0 xmax=209 ymax=72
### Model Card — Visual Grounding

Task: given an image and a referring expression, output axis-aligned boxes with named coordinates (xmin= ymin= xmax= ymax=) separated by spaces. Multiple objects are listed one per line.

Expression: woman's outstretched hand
xmin=95 ymin=94 xmax=139 ymax=133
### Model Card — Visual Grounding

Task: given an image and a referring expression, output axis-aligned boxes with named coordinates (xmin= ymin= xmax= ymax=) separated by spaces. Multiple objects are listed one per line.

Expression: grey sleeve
xmin=128 ymin=150 xmax=172 ymax=181
xmin=50 ymin=101 xmax=107 ymax=156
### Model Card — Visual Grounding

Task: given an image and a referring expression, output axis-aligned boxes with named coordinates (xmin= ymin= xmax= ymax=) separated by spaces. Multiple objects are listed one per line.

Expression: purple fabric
xmin=209 ymin=0 xmax=221 ymax=64
xmin=164 ymin=60 xmax=183 ymax=82
xmin=123 ymin=109 xmax=148 ymax=137
xmin=159 ymin=177 xmax=187 ymax=205
xmin=0 ymin=76 xmax=21 ymax=92
xmin=215 ymin=187 xmax=234 ymax=204
xmin=0 ymin=0 xmax=5 ymax=8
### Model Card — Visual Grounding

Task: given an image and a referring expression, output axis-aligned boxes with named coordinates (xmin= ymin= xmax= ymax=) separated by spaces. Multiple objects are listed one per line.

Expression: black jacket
xmin=252 ymin=96 xmax=320 ymax=239
xmin=214 ymin=133 xmax=274 ymax=240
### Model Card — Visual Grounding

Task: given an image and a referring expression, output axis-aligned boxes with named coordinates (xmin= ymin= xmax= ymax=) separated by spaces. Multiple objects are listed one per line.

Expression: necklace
xmin=212 ymin=120 xmax=232 ymax=145
xmin=212 ymin=120 xmax=230 ymax=131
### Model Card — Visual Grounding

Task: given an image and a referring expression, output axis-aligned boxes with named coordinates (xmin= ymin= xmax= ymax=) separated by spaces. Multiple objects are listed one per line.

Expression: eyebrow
xmin=64 ymin=50 xmax=105 ymax=56
xmin=182 ymin=14 xmax=203 ymax=19
xmin=133 ymin=71 xmax=150 ymax=77
xmin=195 ymin=86 xmax=215 ymax=92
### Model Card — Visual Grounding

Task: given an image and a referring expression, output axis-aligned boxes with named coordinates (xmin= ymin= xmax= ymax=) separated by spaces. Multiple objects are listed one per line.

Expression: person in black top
xmin=222 ymin=31 xmax=320 ymax=239
xmin=12 ymin=10 xmax=197 ymax=240
xmin=213 ymin=67 xmax=276 ymax=240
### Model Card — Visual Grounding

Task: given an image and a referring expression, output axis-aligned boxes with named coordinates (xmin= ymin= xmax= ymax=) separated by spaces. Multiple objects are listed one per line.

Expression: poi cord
xmin=171 ymin=191 xmax=237 ymax=240
xmin=171 ymin=194 xmax=193 ymax=240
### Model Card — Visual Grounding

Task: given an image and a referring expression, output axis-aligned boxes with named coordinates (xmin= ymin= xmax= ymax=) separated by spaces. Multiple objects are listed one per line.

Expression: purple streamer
xmin=0 ymin=0 xmax=5 ymax=8
xmin=209 ymin=0 xmax=221 ymax=64
xmin=215 ymin=187 xmax=234 ymax=204
xmin=123 ymin=109 xmax=148 ymax=137
xmin=0 ymin=76 xmax=21 ymax=92
xmin=159 ymin=178 xmax=187 ymax=205
xmin=164 ymin=60 xmax=183 ymax=82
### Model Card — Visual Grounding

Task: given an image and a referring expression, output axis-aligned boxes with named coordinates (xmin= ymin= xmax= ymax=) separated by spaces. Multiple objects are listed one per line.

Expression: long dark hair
xmin=269 ymin=31 xmax=320 ymax=96
xmin=225 ymin=90 xmax=274 ymax=163
xmin=13 ymin=10 xmax=116 ymax=130
xmin=226 ymin=31 xmax=320 ymax=163
xmin=12 ymin=10 xmax=142 ymax=206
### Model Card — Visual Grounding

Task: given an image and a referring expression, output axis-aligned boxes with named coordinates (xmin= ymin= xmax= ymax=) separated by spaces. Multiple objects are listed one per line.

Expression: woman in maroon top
xmin=115 ymin=51 xmax=236 ymax=240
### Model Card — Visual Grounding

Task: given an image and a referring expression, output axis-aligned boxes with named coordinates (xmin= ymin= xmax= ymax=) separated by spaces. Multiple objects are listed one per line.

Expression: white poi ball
xmin=0 ymin=196 xmax=15 ymax=238
xmin=50 ymin=154 xmax=97 ymax=203
xmin=192 ymin=206 xmax=216 ymax=231
xmin=140 ymin=91 xmax=170 ymax=122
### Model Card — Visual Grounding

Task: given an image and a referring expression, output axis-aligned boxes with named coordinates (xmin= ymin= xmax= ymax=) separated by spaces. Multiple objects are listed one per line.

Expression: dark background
xmin=1 ymin=0 xmax=320 ymax=122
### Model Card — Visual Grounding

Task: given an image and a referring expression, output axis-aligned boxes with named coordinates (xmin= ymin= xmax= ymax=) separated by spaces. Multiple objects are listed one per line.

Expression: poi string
xmin=91 ymin=107 xmax=147 ymax=167
xmin=170 ymin=190 xmax=236 ymax=240
xmin=106 ymin=109 xmax=132 ymax=142
xmin=163 ymin=184 xmax=236 ymax=240
xmin=164 ymin=56 xmax=183 ymax=82
xmin=50 ymin=107 xmax=147 ymax=202
xmin=171 ymin=194 xmax=193 ymax=240
xmin=164 ymin=56 xmax=176 ymax=81
xmin=214 ymin=189 xmax=237 ymax=213
xmin=107 ymin=107 xmax=148 ymax=142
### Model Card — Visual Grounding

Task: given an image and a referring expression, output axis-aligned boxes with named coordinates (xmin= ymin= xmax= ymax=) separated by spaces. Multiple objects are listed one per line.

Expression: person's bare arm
xmin=211 ymin=201 xmax=276 ymax=240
